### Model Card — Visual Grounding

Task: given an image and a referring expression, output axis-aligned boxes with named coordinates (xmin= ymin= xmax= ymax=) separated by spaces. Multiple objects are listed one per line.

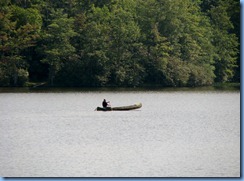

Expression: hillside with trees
xmin=0 ymin=0 xmax=240 ymax=87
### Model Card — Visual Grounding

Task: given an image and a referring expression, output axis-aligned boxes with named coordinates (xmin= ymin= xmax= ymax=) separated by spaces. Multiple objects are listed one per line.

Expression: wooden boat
xmin=96 ymin=103 xmax=142 ymax=111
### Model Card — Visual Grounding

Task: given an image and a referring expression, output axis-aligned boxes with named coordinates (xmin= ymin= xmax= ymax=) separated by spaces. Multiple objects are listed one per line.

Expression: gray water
xmin=0 ymin=88 xmax=240 ymax=177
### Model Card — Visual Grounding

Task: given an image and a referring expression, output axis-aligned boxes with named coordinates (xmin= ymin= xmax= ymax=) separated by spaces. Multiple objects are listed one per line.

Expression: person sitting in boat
xmin=102 ymin=99 xmax=110 ymax=108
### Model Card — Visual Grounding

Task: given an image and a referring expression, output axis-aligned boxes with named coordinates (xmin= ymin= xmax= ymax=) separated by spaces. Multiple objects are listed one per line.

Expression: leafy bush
xmin=17 ymin=69 xmax=29 ymax=86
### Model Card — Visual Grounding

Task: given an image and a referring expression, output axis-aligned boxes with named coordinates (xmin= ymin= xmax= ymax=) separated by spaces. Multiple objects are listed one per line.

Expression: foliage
xmin=0 ymin=0 xmax=240 ymax=87
xmin=0 ymin=2 xmax=41 ymax=86
xmin=41 ymin=8 xmax=76 ymax=85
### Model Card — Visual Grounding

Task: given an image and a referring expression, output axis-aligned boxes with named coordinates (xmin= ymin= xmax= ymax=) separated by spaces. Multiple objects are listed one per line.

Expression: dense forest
xmin=0 ymin=0 xmax=240 ymax=87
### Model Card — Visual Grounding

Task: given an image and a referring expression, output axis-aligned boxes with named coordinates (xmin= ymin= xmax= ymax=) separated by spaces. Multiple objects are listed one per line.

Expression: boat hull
xmin=96 ymin=103 xmax=142 ymax=111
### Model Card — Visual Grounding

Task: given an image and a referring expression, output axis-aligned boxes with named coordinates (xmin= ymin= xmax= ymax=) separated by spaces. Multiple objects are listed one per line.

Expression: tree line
xmin=0 ymin=0 xmax=240 ymax=87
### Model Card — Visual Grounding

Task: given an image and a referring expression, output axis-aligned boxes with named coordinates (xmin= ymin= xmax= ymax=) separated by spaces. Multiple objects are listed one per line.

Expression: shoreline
xmin=0 ymin=82 xmax=240 ymax=93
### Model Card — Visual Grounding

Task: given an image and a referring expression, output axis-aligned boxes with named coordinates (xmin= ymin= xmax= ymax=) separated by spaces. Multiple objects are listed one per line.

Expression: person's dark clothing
xmin=102 ymin=99 xmax=108 ymax=108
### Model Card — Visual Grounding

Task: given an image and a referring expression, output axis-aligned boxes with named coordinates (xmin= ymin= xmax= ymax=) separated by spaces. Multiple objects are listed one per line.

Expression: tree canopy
xmin=0 ymin=0 xmax=240 ymax=87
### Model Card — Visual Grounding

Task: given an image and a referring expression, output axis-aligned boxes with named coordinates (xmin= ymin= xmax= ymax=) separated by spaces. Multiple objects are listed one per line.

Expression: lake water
xmin=0 ymin=88 xmax=240 ymax=177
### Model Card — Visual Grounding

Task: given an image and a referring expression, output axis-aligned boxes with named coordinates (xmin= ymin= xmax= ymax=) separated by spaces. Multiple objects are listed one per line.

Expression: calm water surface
xmin=0 ymin=88 xmax=240 ymax=177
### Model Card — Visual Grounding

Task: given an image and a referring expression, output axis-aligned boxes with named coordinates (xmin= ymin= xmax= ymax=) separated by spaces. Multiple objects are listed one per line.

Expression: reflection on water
xmin=0 ymin=88 xmax=240 ymax=177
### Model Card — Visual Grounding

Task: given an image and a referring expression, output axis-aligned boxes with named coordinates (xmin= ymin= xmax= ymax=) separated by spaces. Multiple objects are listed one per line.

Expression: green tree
xmin=108 ymin=0 xmax=143 ymax=86
xmin=41 ymin=9 xmax=76 ymax=86
xmin=78 ymin=2 xmax=144 ymax=86
xmin=0 ymin=4 xmax=41 ymax=86
xmin=75 ymin=5 xmax=111 ymax=86
xmin=209 ymin=0 xmax=239 ymax=82
xmin=136 ymin=0 xmax=216 ymax=86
